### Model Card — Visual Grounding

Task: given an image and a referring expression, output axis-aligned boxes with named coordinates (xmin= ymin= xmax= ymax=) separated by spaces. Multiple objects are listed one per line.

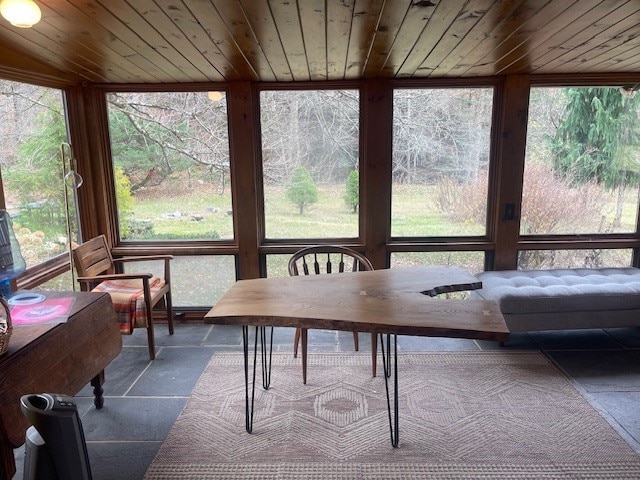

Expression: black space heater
xmin=20 ymin=393 xmax=92 ymax=480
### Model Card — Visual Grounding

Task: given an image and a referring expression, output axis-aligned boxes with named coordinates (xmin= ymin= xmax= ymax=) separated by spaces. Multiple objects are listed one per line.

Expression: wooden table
xmin=206 ymin=266 xmax=509 ymax=446
xmin=0 ymin=291 xmax=122 ymax=479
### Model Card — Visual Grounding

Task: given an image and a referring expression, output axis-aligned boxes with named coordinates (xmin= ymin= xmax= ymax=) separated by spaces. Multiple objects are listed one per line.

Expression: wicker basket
xmin=0 ymin=297 xmax=11 ymax=356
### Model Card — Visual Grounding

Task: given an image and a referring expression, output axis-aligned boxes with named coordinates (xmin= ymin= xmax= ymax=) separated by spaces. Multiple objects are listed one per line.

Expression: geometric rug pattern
xmin=146 ymin=352 xmax=640 ymax=479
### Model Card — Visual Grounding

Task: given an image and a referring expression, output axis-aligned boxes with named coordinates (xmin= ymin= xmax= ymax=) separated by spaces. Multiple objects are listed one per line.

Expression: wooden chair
xmin=288 ymin=245 xmax=377 ymax=384
xmin=72 ymin=235 xmax=174 ymax=360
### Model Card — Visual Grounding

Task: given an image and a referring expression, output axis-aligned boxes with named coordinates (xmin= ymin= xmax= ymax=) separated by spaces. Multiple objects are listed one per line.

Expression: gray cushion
xmin=473 ymin=268 xmax=640 ymax=315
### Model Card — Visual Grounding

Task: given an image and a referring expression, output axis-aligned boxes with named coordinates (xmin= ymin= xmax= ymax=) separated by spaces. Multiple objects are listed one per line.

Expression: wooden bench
xmin=471 ymin=267 xmax=640 ymax=333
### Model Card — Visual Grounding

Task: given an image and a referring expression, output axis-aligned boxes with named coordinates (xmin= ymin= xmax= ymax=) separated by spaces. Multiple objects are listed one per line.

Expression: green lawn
xmin=126 ymin=181 xmax=639 ymax=241
xmin=127 ymin=183 xmax=488 ymax=240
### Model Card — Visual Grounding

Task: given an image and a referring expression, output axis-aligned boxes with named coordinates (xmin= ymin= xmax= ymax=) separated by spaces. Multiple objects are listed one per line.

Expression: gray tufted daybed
xmin=470 ymin=267 xmax=640 ymax=333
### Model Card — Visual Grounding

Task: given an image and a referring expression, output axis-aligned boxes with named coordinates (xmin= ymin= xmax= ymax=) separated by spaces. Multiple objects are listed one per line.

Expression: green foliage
xmin=3 ymin=103 xmax=68 ymax=238
xmin=6 ymin=105 xmax=66 ymax=208
xmin=551 ymin=88 xmax=640 ymax=189
xmin=107 ymin=104 xmax=191 ymax=190
xmin=286 ymin=166 xmax=317 ymax=214
xmin=344 ymin=169 xmax=359 ymax=213
xmin=130 ymin=228 xmax=221 ymax=240
xmin=115 ymin=167 xmax=134 ymax=213
xmin=114 ymin=167 xmax=135 ymax=237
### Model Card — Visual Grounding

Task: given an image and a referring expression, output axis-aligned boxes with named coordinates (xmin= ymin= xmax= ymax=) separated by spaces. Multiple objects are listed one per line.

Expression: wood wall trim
xmin=66 ymin=84 xmax=117 ymax=246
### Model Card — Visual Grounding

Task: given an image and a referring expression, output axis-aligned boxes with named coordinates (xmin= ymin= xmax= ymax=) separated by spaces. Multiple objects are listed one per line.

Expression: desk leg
xmin=380 ymin=333 xmax=391 ymax=378
xmin=242 ymin=326 xmax=274 ymax=433
xmin=380 ymin=333 xmax=399 ymax=447
xmin=91 ymin=370 xmax=106 ymax=409
xmin=242 ymin=326 xmax=259 ymax=433
xmin=260 ymin=326 xmax=273 ymax=390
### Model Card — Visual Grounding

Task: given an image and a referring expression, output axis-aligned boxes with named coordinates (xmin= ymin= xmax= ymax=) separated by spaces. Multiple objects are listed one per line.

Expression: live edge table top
xmin=206 ymin=266 xmax=509 ymax=342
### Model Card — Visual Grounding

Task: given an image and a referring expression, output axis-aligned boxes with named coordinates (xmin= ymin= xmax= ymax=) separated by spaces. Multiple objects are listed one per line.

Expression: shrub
xmin=519 ymin=161 xmax=605 ymax=235
xmin=286 ymin=166 xmax=317 ymax=214
xmin=435 ymin=173 xmax=487 ymax=225
xmin=344 ymin=169 xmax=359 ymax=213
xmin=115 ymin=167 xmax=135 ymax=237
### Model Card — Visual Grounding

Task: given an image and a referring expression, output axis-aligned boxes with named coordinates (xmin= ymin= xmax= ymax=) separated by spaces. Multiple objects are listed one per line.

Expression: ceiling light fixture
xmin=0 ymin=0 xmax=41 ymax=28
xmin=208 ymin=91 xmax=223 ymax=102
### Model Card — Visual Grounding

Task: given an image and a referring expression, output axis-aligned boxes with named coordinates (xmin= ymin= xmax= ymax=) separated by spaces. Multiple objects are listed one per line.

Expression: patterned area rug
xmin=145 ymin=352 xmax=640 ymax=479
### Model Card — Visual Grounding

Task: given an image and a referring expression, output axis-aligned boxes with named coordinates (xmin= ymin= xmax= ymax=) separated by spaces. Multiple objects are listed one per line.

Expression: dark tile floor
xmin=11 ymin=324 xmax=640 ymax=479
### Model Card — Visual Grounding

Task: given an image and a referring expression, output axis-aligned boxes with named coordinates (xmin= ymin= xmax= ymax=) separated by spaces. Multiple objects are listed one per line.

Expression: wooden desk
xmin=0 ymin=291 xmax=122 ymax=479
xmin=206 ymin=266 xmax=509 ymax=446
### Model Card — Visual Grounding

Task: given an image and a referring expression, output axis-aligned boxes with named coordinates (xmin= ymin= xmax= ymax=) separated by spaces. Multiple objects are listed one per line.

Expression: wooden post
xmin=492 ymin=75 xmax=531 ymax=270
xmin=228 ymin=82 xmax=261 ymax=279
xmin=362 ymin=79 xmax=393 ymax=269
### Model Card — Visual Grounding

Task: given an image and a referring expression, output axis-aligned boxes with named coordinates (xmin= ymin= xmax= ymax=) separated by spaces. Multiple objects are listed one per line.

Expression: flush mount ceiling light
xmin=0 ymin=0 xmax=41 ymax=28
xmin=208 ymin=91 xmax=223 ymax=102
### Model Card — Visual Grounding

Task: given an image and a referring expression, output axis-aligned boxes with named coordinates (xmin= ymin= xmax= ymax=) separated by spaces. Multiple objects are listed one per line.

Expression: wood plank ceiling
xmin=0 ymin=0 xmax=639 ymax=85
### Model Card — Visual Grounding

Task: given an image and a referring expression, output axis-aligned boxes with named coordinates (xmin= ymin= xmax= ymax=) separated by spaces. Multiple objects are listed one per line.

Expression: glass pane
xmin=106 ymin=91 xmax=232 ymax=241
xmin=260 ymin=90 xmax=360 ymax=239
xmin=265 ymin=254 xmax=291 ymax=278
xmin=0 ymin=80 xmax=73 ymax=269
xmin=124 ymin=255 xmax=236 ymax=307
xmin=392 ymin=88 xmax=493 ymax=237
xmin=391 ymin=251 xmax=485 ymax=275
xmin=518 ymin=249 xmax=632 ymax=270
xmin=38 ymin=270 xmax=75 ymax=292
xmin=523 ymin=87 xmax=640 ymax=235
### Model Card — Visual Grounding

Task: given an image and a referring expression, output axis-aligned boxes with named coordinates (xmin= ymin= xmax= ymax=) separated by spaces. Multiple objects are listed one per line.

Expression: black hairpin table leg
xmin=380 ymin=332 xmax=399 ymax=447
xmin=379 ymin=332 xmax=392 ymax=378
xmin=260 ymin=326 xmax=273 ymax=390
xmin=242 ymin=325 xmax=258 ymax=433
xmin=242 ymin=325 xmax=274 ymax=433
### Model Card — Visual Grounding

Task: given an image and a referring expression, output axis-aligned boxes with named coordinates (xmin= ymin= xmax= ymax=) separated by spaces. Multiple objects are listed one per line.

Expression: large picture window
xmin=124 ymin=255 xmax=236 ymax=307
xmin=524 ymin=87 xmax=640 ymax=237
xmin=391 ymin=87 xmax=494 ymax=238
xmin=260 ymin=89 xmax=360 ymax=240
xmin=106 ymin=91 xmax=232 ymax=241
xmin=522 ymin=86 xmax=640 ymax=269
xmin=0 ymin=80 xmax=73 ymax=273
xmin=391 ymin=251 xmax=485 ymax=274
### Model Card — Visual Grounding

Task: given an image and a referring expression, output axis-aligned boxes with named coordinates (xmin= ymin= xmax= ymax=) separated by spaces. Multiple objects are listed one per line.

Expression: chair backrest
xmin=72 ymin=235 xmax=115 ymax=278
xmin=288 ymin=245 xmax=373 ymax=276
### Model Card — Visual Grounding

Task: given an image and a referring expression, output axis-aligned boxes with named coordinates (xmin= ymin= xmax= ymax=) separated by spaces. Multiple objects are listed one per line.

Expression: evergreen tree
xmin=551 ymin=87 xmax=640 ymax=226
xmin=4 ymin=103 xmax=68 ymax=236
xmin=344 ymin=169 xmax=359 ymax=213
xmin=286 ymin=166 xmax=317 ymax=214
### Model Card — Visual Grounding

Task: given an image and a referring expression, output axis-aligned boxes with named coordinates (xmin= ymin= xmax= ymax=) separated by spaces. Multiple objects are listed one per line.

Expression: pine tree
xmin=344 ymin=169 xmax=359 ymax=213
xmin=286 ymin=166 xmax=317 ymax=214
xmin=551 ymin=87 xmax=640 ymax=226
